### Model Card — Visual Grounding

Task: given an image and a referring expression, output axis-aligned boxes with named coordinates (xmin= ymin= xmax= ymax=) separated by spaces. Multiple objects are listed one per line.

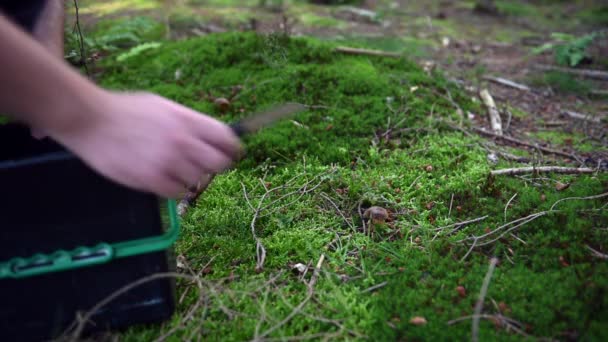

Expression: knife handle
xmin=230 ymin=122 xmax=246 ymax=137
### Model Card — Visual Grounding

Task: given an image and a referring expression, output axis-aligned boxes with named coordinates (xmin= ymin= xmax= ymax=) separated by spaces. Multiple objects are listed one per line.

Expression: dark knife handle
xmin=230 ymin=122 xmax=247 ymax=137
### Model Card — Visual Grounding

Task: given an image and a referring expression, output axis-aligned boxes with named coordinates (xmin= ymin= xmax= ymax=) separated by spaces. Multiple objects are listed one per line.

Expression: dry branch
xmin=479 ymin=89 xmax=503 ymax=136
xmin=533 ymin=64 xmax=608 ymax=81
xmin=483 ymin=76 xmax=530 ymax=91
xmin=473 ymin=257 xmax=499 ymax=342
xmin=586 ymin=245 xmax=608 ymax=260
xmin=491 ymin=166 xmax=597 ymax=176
xmin=472 ymin=127 xmax=580 ymax=161
xmin=563 ymin=110 xmax=602 ymax=123
xmin=334 ymin=46 xmax=402 ymax=58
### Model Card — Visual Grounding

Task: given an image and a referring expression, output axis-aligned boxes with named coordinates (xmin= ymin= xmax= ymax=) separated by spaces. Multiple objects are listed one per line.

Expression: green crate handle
xmin=0 ymin=199 xmax=180 ymax=279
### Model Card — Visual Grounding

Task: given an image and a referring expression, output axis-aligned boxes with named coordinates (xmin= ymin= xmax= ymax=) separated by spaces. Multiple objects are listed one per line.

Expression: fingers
xmin=188 ymin=141 xmax=234 ymax=174
xmin=170 ymin=101 xmax=242 ymax=158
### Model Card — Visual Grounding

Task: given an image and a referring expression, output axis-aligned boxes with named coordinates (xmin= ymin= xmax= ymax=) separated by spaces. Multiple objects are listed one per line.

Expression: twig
xmin=532 ymin=64 xmax=608 ymax=81
xmin=491 ymin=166 xmax=597 ymax=176
xmin=479 ymin=89 xmax=503 ymax=136
xmin=563 ymin=110 xmax=601 ymax=123
xmin=434 ymin=215 xmax=489 ymax=233
xmin=334 ymin=46 xmax=401 ymax=58
xmin=72 ymin=0 xmax=89 ymax=77
xmin=66 ymin=273 xmax=202 ymax=340
xmin=448 ymin=193 xmax=455 ymax=217
xmin=178 ymin=174 xmax=216 ymax=216
xmin=472 ymin=127 xmax=581 ymax=161
xmin=360 ymin=281 xmax=388 ymax=294
xmin=483 ymin=76 xmax=530 ymax=91
xmin=319 ymin=192 xmax=356 ymax=232
xmin=254 ymin=254 xmax=325 ymax=340
xmin=473 ymin=257 xmax=499 ymax=342
xmin=504 ymin=193 xmax=517 ymax=222
xmin=586 ymin=245 xmax=608 ymax=260
xmin=550 ymin=192 xmax=608 ymax=211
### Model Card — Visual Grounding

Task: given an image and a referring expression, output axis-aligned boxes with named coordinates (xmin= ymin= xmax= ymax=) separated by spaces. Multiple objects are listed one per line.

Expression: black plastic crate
xmin=0 ymin=123 xmax=179 ymax=341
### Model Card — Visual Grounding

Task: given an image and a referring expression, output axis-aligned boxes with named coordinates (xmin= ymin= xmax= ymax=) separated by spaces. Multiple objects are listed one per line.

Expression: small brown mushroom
xmin=363 ymin=206 xmax=389 ymax=224
xmin=214 ymin=97 xmax=231 ymax=113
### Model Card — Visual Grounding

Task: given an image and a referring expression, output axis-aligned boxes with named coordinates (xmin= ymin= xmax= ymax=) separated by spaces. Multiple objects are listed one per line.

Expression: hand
xmin=49 ymin=90 xmax=242 ymax=198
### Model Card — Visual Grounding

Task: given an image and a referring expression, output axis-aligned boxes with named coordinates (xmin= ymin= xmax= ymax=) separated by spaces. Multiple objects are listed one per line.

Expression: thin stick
xmin=434 ymin=215 xmax=489 ymax=232
xmin=491 ymin=166 xmax=597 ymax=176
xmin=473 ymin=257 xmax=499 ymax=342
xmin=550 ymin=192 xmax=608 ymax=211
xmin=479 ymin=89 xmax=503 ymax=136
xmin=334 ymin=46 xmax=401 ymax=58
xmin=72 ymin=0 xmax=89 ymax=76
xmin=586 ymin=245 xmax=608 ymax=260
xmin=532 ymin=64 xmax=608 ymax=81
xmin=448 ymin=193 xmax=454 ymax=217
xmin=563 ymin=110 xmax=601 ymax=123
xmin=472 ymin=127 xmax=581 ymax=161
xmin=178 ymin=173 xmax=216 ymax=216
xmin=360 ymin=281 xmax=388 ymax=294
xmin=320 ymin=192 xmax=356 ymax=232
xmin=67 ymin=273 xmax=201 ymax=340
xmin=255 ymin=254 xmax=325 ymax=340
xmin=483 ymin=76 xmax=530 ymax=91
xmin=504 ymin=193 xmax=517 ymax=222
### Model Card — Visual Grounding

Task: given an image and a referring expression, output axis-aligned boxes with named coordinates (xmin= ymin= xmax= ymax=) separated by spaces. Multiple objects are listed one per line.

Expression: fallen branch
xmin=533 ymin=64 xmax=608 ymax=81
xmin=586 ymin=245 xmax=608 ymax=260
xmin=563 ymin=110 xmax=602 ymax=123
xmin=473 ymin=257 xmax=499 ymax=342
xmin=483 ymin=76 xmax=530 ymax=91
xmin=479 ymin=89 xmax=503 ymax=136
xmin=472 ymin=127 xmax=580 ymax=161
xmin=491 ymin=166 xmax=597 ymax=176
xmin=334 ymin=46 xmax=401 ymax=58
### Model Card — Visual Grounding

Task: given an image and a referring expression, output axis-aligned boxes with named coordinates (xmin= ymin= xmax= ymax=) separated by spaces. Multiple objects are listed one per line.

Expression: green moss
xmin=495 ymin=0 xmax=539 ymax=17
xmin=298 ymin=13 xmax=347 ymax=28
xmin=529 ymin=131 xmax=604 ymax=153
xmin=95 ymin=32 xmax=607 ymax=341
xmin=77 ymin=0 xmax=159 ymax=16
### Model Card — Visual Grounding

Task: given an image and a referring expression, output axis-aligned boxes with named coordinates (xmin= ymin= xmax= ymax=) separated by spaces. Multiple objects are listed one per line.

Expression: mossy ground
xmin=88 ymin=31 xmax=608 ymax=341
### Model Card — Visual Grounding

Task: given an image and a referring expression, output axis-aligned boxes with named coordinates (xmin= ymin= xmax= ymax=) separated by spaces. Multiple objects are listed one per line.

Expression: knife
xmin=230 ymin=102 xmax=308 ymax=137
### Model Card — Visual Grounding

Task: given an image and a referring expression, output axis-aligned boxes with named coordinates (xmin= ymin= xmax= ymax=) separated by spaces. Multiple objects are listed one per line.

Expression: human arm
xmin=0 ymin=13 xmax=241 ymax=198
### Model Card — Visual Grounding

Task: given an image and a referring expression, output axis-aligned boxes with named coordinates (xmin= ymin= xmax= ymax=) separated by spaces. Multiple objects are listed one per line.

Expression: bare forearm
xmin=0 ymin=13 xmax=101 ymax=134
xmin=32 ymin=0 xmax=65 ymax=57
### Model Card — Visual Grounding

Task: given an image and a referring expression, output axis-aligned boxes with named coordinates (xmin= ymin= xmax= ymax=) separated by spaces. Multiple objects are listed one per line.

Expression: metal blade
xmin=231 ymin=102 xmax=307 ymax=136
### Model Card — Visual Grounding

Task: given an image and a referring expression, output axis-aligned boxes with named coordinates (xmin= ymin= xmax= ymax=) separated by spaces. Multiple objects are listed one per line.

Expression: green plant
xmin=532 ymin=31 xmax=599 ymax=67
xmin=116 ymin=42 xmax=162 ymax=62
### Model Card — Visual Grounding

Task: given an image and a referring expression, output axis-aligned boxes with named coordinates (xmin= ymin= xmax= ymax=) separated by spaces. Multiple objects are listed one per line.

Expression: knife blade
xmin=230 ymin=102 xmax=308 ymax=137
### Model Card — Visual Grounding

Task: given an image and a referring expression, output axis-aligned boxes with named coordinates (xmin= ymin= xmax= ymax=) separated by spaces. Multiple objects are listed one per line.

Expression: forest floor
xmin=60 ymin=0 xmax=608 ymax=341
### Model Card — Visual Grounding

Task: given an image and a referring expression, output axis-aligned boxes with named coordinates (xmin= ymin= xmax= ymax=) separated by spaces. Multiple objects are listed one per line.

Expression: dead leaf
xmin=555 ymin=182 xmax=570 ymax=191
xmin=456 ymin=285 xmax=466 ymax=298
xmin=410 ymin=316 xmax=427 ymax=325
xmin=425 ymin=165 xmax=434 ymax=172
xmin=425 ymin=201 xmax=435 ymax=210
